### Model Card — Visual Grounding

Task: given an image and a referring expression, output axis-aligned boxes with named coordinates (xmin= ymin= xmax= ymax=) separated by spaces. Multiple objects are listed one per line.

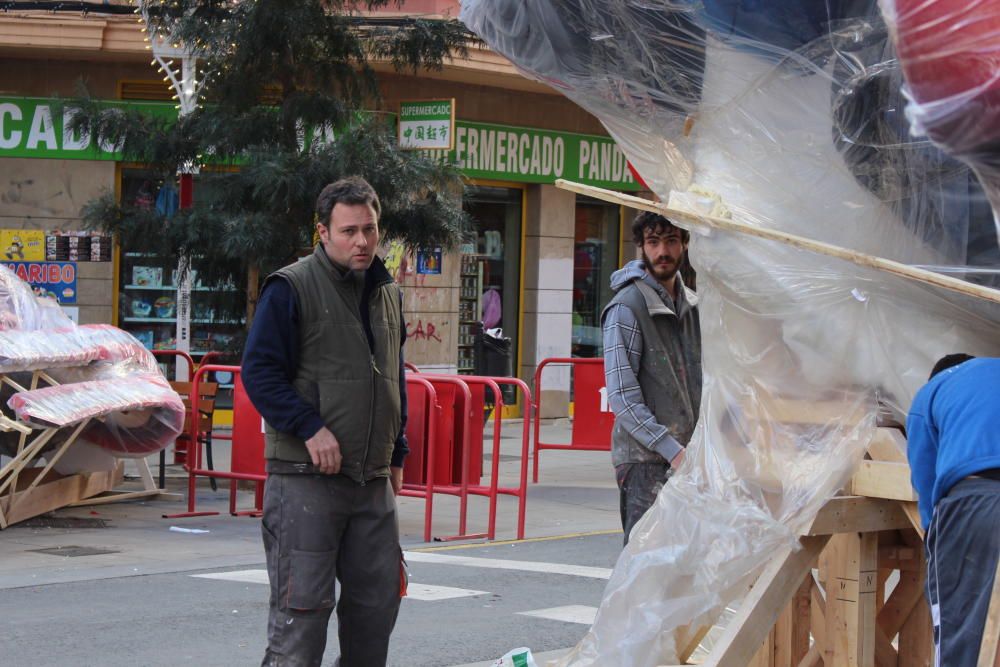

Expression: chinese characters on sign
xmin=399 ymin=99 xmax=455 ymax=151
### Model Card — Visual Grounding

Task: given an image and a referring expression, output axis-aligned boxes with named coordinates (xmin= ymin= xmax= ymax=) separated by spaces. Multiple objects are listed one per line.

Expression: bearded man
xmin=601 ymin=212 xmax=702 ymax=545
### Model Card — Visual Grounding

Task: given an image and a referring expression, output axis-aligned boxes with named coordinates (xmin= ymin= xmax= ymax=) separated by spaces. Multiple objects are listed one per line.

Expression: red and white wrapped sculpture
xmin=0 ymin=264 xmax=185 ymax=527
xmin=882 ymin=0 xmax=1000 ymax=228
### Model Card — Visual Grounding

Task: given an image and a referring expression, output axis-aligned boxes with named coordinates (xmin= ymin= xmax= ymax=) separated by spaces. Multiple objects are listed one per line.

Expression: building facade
xmin=0 ymin=1 xmax=644 ymax=413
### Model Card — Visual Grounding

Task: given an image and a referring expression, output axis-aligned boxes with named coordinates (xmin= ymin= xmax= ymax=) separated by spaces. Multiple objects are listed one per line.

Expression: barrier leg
xmin=486 ymin=396 xmax=504 ymax=540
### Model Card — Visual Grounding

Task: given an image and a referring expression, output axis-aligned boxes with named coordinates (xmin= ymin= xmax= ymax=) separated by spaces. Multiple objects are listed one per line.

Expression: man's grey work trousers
xmin=615 ymin=461 xmax=672 ymax=545
xmin=260 ymin=472 xmax=401 ymax=667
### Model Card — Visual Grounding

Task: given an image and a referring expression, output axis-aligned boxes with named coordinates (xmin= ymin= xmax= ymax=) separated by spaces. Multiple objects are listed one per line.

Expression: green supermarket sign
xmin=0 ymin=97 xmax=639 ymax=190
xmin=0 ymin=97 xmax=172 ymax=160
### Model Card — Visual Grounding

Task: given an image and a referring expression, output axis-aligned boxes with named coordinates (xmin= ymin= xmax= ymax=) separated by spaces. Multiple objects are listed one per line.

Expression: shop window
xmin=459 ymin=185 xmax=522 ymax=397
xmin=118 ymin=167 xmax=245 ymax=371
xmin=572 ymin=196 xmax=620 ymax=358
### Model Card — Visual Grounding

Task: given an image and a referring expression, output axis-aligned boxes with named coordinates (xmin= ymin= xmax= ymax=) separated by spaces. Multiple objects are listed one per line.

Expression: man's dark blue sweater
xmin=242 ymin=274 xmax=409 ymax=468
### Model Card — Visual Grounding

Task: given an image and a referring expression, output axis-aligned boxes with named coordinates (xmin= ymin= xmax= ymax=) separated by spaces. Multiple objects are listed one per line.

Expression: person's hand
xmin=669 ymin=447 xmax=685 ymax=471
xmin=305 ymin=427 xmax=342 ymax=475
xmin=390 ymin=466 xmax=404 ymax=496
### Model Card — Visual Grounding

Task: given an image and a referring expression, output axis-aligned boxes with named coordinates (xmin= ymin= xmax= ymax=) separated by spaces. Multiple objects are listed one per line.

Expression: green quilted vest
xmin=263 ymin=245 xmax=402 ymax=482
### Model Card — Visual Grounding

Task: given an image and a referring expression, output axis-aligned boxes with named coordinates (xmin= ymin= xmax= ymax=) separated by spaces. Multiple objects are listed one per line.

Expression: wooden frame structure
xmin=0 ymin=368 xmax=173 ymax=529
xmin=661 ymin=428 xmax=933 ymax=667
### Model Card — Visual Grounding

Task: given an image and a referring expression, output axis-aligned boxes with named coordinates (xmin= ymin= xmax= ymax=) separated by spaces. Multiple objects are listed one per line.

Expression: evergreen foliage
xmin=69 ymin=0 xmax=473 ymax=334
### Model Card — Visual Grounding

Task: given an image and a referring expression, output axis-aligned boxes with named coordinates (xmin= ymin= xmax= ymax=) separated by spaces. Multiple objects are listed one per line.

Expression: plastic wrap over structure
xmin=462 ymin=1 xmax=1000 ymax=665
xmin=0 ymin=265 xmax=184 ymax=467
xmin=880 ymin=0 xmax=1000 ymax=229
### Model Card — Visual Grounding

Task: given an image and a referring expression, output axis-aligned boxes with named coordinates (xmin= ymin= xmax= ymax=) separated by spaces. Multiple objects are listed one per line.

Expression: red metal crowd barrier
xmin=404 ymin=373 xmax=531 ymax=541
xmin=163 ymin=364 xmax=267 ymax=519
xmin=398 ymin=375 xmax=439 ymax=542
xmin=152 ymin=349 xmax=195 ymax=381
xmin=532 ymin=357 xmax=614 ymax=483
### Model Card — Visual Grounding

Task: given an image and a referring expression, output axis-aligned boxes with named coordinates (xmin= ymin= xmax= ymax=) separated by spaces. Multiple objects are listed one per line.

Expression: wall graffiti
xmin=406 ymin=319 xmax=443 ymax=343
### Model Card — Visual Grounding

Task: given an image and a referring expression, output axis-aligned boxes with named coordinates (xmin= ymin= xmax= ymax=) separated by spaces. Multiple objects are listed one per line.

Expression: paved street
xmin=0 ymin=421 xmax=625 ymax=666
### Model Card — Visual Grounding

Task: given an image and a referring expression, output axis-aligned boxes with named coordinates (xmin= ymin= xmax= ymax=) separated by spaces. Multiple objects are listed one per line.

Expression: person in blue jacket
xmin=907 ymin=354 xmax=1000 ymax=666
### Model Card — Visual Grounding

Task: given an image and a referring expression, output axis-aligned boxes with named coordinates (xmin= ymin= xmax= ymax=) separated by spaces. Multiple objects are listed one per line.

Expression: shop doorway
xmin=460 ymin=185 xmax=523 ymax=404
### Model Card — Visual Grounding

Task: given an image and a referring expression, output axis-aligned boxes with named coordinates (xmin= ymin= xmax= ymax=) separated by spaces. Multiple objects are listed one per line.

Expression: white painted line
xmin=518 ymin=605 xmax=598 ymax=625
xmin=406 ymin=583 xmax=489 ymax=601
xmin=192 ymin=569 xmax=269 ymax=584
xmin=404 ymin=551 xmax=612 ymax=580
xmin=190 ymin=570 xmax=489 ymax=604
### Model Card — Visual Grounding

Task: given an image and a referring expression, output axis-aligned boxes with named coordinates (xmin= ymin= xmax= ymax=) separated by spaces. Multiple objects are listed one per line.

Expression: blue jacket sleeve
xmin=905 ymin=390 xmax=938 ymax=530
xmin=242 ymin=278 xmax=325 ymax=441
xmin=391 ymin=291 xmax=409 ymax=467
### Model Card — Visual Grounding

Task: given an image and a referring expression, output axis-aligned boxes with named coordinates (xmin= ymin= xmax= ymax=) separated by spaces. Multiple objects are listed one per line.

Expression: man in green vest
xmin=243 ymin=176 xmax=408 ymax=666
xmin=601 ymin=211 xmax=702 ymax=545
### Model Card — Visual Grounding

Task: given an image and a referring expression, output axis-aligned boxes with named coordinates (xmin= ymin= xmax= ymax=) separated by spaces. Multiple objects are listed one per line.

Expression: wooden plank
xmin=897 ymin=593 xmax=933 ymax=666
xmin=900 ymin=503 xmax=925 ymax=539
xmin=874 ymin=626 xmax=898 ymax=667
xmin=773 ymin=599 xmax=794 ymax=667
xmin=849 ymin=462 xmax=918 ymax=502
xmin=978 ymin=555 xmax=1000 ymax=667
xmin=797 ymin=645 xmax=822 ymax=667
xmin=774 ymin=578 xmax=812 ymax=667
xmin=553 ymin=179 xmax=1000 ymax=306
xmin=70 ymin=489 xmax=166 ymax=506
xmin=877 ymin=570 xmax=924 ymax=638
xmin=748 ymin=629 xmax=776 ymax=667
xmin=806 ymin=497 xmax=911 ymax=536
xmin=811 ymin=580 xmax=827 ymax=654
xmin=824 ymin=532 xmax=878 ymax=667
xmin=2 ymin=466 xmax=121 ymax=527
xmin=867 ymin=429 xmax=907 ymax=463
xmin=677 ymin=625 xmax=712 ymax=664
xmin=701 ymin=535 xmax=830 ymax=667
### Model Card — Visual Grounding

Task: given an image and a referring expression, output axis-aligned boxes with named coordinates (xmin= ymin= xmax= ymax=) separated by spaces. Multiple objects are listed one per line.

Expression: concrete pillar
xmin=522 ymin=184 xmax=574 ymax=417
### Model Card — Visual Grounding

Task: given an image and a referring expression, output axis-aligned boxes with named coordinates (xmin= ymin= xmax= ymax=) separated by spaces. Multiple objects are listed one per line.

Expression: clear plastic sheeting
xmin=461 ymin=1 xmax=1000 ymax=665
xmin=0 ymin=324 xmax=159 ymax=373
xmin=0 ymin=264 xmax=183 ymax=465
xmin=8 ymin=375 xmax=185 ymax=457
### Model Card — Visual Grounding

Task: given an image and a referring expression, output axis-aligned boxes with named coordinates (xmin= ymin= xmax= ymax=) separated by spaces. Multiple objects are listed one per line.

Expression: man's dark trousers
xmin=925 ymin=477 xmax=1000 ymax=666
xmin=260 ymin=472 xmax=401 ymax=667
xmin=616 ymin=461 xmax=671 ymax=545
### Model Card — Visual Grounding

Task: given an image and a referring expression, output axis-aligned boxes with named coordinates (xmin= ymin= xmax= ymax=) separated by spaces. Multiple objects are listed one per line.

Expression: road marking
xmin=403 ymin=551 xmax=612 ymax=579
xmin=190 ymin=570 xmax=490 ymax=602
xmin=518 ymin=605 xmax=598 ymax=625
xmin=192 ymin=569 xmax=269 ymax=584
xmin=406 ymin=583 xmax=489 ymax=601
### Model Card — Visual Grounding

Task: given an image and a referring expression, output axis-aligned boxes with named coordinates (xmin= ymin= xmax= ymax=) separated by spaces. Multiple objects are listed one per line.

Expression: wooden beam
xmin=677 ymin=625 xmax=713 ymax=664
xmin=554 ymin=179 xmax=1000 ymax=306
xmin=774 ymin=578 xmax=812 ymax=667
xmin=805 ymin=497 xmax=911 ymax=536
xmin=824 ymin=532 xmax=878 ymax=667
xmin=1 ymin=466 xmax=121 ymax=527
xmin=874 ymin=626 xmax=898 ymax=667
xmin=898 ymin=593 xmax=933 ymax=666
xmin=867 ymin=429 xmax=907 ymax=463
xmin=700 ymin=535 xmax=830 ymax=666
xmin=850 ymin=462 xmax=918 ymax=502
xmin=978 ymin=555 xmax=1000 ymax=667
xmin=877 ymin=571 xmax=924 ymax=638
xmin=797 ymin=645 xmax=822 ymax=667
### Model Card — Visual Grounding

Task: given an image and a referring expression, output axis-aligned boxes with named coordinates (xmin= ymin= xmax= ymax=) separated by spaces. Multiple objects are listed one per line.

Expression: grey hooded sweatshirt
xmin=600 ymin=260 xmax=702 ymax=467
